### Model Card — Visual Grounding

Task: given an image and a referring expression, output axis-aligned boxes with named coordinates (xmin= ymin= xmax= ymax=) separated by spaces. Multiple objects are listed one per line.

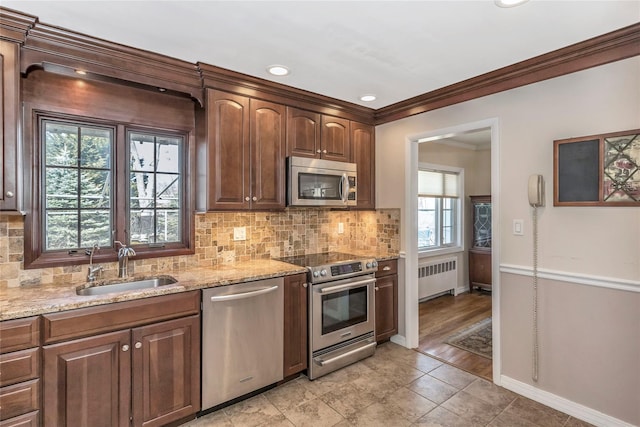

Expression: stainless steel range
xmin=278 ymin=252 xmax=378 ymax=379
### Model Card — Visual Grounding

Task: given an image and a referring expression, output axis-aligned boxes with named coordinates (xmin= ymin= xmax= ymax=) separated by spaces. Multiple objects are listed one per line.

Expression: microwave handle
xmin=340 ymin=173 xmax=349 ymax=203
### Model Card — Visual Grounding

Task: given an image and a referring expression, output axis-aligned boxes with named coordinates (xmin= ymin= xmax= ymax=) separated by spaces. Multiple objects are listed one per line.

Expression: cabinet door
xmin=469 ymin=250 xmax=492 ymax=291
xmin=0 ymin=41 xmax=20 ymax=211
xmin=350 ymin=122 xmax=375 ymax=209
xmin=320 ymin=116 xmax=350 ymax=162
xmin=206 ymin=89 xmax=250 ymax=210
xmin=375 ymin=275 xmax=398 ymax=343
xmin=131 ymin=315 xmax=200 ymax=427
xmin=43 ymin=330 xmax=131 ymax=427
xmin=283 ymin=273 xmax=308 ymax=377
xmin=250 ymin=100 xmax=286 ymax=209
xmin=286 ymin=107 xmax=321 ymax=158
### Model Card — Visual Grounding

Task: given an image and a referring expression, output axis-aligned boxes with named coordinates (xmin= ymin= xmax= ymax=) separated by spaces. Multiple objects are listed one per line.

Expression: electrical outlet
xmin=338 ymin=222 xmax=344 ymax=234
xmin=233 ymin=226 xmax=246 ymax=241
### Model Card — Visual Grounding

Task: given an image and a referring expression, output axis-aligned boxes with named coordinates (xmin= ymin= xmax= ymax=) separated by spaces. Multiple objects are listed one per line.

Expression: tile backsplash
xmin=0 ymin=208 xmax=399 ymax=288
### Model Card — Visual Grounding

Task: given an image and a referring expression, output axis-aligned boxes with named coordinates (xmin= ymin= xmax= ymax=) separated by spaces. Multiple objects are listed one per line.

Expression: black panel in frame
xmin=556 ymin=139 xmax=600 ymax=203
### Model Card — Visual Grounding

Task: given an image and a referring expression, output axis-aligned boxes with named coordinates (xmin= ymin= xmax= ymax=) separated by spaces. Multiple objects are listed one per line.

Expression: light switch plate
xmin=338 ymin=222 xmax=344 ymax=234
xmin=233 ymin=227 xmax=246 ymax=241
xmin=513 ymin=219 xmax=524 ymax=236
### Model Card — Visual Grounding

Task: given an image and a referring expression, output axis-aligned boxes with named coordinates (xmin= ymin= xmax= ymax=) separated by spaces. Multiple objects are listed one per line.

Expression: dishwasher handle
xmin=209 ymin=285 xmax=279 ymax=302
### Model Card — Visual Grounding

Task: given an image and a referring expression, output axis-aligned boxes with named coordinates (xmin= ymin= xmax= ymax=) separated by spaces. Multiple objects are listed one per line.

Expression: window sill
xmin=418 ymin=246 xmax=464 ymax=259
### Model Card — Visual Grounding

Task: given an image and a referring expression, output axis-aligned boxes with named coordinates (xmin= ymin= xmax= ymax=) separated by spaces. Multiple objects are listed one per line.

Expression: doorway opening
xmin=404 ymin=120 xmax=500 ymax=384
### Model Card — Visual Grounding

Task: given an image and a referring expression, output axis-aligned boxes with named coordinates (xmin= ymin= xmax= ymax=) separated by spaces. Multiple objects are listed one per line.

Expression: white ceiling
xmin=3 ymin=1 xmax=639 ymax=109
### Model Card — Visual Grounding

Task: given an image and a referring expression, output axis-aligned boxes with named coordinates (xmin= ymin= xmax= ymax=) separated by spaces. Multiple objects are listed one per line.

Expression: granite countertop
xmin=0 ymin=252 xmax=398 ymax=321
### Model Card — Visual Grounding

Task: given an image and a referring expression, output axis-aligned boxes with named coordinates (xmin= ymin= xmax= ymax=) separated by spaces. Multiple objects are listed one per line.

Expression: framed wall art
xmin=554 ymin=129 xmax=640 ymax=206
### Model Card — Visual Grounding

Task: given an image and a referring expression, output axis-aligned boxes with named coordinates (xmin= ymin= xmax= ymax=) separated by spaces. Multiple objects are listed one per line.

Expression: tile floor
xmin=183 ymin=342 xmax=593 ymax=427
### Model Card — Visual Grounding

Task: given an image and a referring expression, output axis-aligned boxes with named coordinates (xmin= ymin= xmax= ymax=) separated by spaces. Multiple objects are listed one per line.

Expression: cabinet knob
xmin=252 ymin=196 xmax=257 ymax=201
xmin=316 ymin=149 xmax=321 ymax=153
xmin=322 ymin=149 xmax=327 ymax=154
xmin=302 ymin=283 xmax=308 ymax=288
xmin=135 ymin=341 xmax=142 ymax=349
xmin=122 ymin=344 xmax=130 ymax=352
xmin=245 ymin=197 xmax=250 ymax=202
xmin=383 ymin=266 xmax=391 ymax=271
xmin=5 ymin=191 xmax=14 ymax=198
xmin=375 ymin=287 xmax=379 ymax=291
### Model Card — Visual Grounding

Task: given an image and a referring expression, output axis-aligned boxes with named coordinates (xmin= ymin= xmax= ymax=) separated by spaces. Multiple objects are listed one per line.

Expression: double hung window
xmin=418 ymin=166 xmax=462 ymax=251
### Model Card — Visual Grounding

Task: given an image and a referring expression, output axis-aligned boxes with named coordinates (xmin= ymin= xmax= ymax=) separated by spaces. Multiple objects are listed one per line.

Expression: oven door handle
xmin=319 ymin=277 xmax=376 ymax=294
xmin=209 ymin=285 xmax=279 ymax=302
xmin=314 ymin=341 xmax=377 ymax=367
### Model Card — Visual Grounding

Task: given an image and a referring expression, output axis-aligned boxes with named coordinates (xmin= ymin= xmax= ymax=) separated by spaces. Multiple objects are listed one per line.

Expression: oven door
xmin=310 ymin=274 xmax=376 ymax=352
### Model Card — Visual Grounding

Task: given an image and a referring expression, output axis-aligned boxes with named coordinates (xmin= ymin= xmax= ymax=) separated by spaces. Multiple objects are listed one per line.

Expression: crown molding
xmin=198 ymin=62 xmax=375 ymax=123
xmin=375 ymin=23 xmax=640 ymax=125
xmin=0 ymin=7 xmax=36 ymax=43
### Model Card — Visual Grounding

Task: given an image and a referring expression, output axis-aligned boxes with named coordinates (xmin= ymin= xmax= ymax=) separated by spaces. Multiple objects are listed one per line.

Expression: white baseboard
xmin=500 ymin=375 xmax=636 ymax=427
xmin=390 ymin=334 xmax=406 ymax=347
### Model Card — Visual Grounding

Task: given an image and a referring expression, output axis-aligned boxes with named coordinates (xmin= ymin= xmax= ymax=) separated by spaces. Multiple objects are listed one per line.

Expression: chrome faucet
xmin=86 ymin=244 xmax=103 ymax=282
xmin=115 ymin=241 xmax=136 ymax=278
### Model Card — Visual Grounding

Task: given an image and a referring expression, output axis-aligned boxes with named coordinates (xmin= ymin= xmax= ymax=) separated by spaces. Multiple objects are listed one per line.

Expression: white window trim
xmin=417 ymin=162 xmax=464 ymax=256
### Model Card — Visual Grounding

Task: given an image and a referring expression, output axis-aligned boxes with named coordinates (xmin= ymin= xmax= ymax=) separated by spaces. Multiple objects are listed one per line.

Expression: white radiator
xmin=418 ymin=257 xmax=457 ymax=300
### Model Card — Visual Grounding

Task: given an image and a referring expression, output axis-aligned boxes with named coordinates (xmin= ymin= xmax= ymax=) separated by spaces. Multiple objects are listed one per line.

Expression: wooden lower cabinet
xmin=0 ymin=411 xmax=39 ymax=427
xmin=469 ymin=249 xmax=492 ymax=292
xmin=283 ymin=273 xmax=308 ymax=377
xmin=42 ymin=292 xmax=201 ymax=427
xmin=375 ymin=260 xmax=398 ymax=343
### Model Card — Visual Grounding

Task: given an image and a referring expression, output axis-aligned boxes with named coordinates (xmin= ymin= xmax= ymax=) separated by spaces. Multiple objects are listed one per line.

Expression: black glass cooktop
xmin=276 ymin=252 xmax=362 ymax=268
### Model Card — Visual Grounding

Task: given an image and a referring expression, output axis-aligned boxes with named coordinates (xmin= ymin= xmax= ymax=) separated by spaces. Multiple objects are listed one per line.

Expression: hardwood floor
xmin=417 ymin=291 xmax=493 ymax=380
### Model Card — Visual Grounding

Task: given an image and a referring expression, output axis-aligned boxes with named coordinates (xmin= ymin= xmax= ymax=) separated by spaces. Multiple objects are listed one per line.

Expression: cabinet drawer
xmin=0 ymin=318 xmax=40 ymax=354
xmin=375 ymin=259 xmax=397 ymax=278
xmin=0 ymin=379 xmax=39 ymax=421
xmin=0 ymin=348 xmax=39 ymax=387
xmin=0 ymin=410 xmax=39 ymax=427
xmin=42 ymin=291 xmax=200 ymax=344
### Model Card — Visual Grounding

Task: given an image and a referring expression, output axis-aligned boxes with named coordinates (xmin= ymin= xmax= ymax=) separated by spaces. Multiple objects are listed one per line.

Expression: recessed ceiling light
xmin=360 ymin=94 xmax=376 ymax=102
xmin=267 ymin=65 xmax=290 ymax=76
xmin=75 ymin=69 xmax=87 ymax=75
xmin=494 ymin=0 xmax=529 ymax=7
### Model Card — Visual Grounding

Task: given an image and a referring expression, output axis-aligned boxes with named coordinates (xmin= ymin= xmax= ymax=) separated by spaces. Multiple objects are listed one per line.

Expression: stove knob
xmin=366 ymin=262 xmax=372 ymax=269
xmin=320 ymin=269 xmax=327 ymax=276
xmin=313 ymin=271 xmax=320 ymax=278
xmin=372 ymin=261 xmax=378 ymax=268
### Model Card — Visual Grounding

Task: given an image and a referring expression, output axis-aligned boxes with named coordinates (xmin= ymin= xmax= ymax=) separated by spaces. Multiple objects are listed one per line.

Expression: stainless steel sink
xmin=76 ymin=276 xmax=177 ymax=296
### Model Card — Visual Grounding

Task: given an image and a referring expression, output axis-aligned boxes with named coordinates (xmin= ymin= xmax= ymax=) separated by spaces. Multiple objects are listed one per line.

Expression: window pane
xmin=418 ymin=196 xmax=436 ymax=248
xmin=156 ymin=174 xmax=180 ymax=209
xmin=45 ymin=123 xmax=78 ymax=167
xmin=130 ymin=172 xmax=155 ymax=209
xmin=80 ymin=127 xmax=112 ymax=168
xmin=46 ymin=211 xmax=78 ymax=250
xmin=130 ymin=136 xmax=156 ymax=172
xmin=156 ymin=137 xmax=180 ymax=173
xmin=130 ymin=209 xmax=153 ymax=244
xmin=155 ymin=210 xmax=181 ymax=242
xmin=80 ymin=170 xmax=111 ymax=208
xmin=80 ymin=211 xmax=111 ymax=247
xmin=45 ymin=167 xmax=78 ymax=208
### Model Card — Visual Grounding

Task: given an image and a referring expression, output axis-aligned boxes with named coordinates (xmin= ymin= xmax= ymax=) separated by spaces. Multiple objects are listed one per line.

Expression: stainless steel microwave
xmin=287 ymin=156 xmax=357 ymax=207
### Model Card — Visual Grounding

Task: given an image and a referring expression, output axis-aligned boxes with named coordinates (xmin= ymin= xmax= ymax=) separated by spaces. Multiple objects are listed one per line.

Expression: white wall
xmin=376 ymin=56 xmax=640 ymax=425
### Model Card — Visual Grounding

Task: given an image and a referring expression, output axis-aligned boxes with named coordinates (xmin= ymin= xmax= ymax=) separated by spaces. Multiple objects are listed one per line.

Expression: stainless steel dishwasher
xmin=201 ymin=277 xmax=284 ymax=410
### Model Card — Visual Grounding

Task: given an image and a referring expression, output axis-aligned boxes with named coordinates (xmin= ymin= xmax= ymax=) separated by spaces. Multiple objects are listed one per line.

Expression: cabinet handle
xmin=375 ymin=287 xmax=379 ymax=291
xmin=302 ymin=283 xmax=308 ymax=288
xmin=245 ymin=197 xmax=250 ymax=202
xmin=383 ymin=266 xmax=391 ymax=271
xmin=5 ymin=191 xmax=14 ymax=198
xmin=316 ymin=149 xmax=321 ymax=154
xmin=122 ymin=344 xmax=129 ymax=352
xmin=322 ymin=149 xmax=327 ymax=154
xmin=135 ymin=342 xmax=142 ymax=349
xmin=252 ymin=196 xmax=257 ymax=201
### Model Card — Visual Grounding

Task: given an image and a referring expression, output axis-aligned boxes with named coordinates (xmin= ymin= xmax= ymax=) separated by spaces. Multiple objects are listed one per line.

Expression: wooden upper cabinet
xmin=206 ymin=89 xmax=250 ymax=210
xmin=286 ymin=107 xmax=351 ymax=162
xmin=201 ymin=89 xmax=286 ymax=210
xmin=0 ymin=41 xmax=21 ymax=211
xmin=250 ymin=100 xmax=286 ymax=209
xmin=320 ymin=116 xmax=350 ymax=162
xmin=286 ymin=107 xmax=321 ymax=158
xmin=350 ymin=122 xmax=375 ymax=209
